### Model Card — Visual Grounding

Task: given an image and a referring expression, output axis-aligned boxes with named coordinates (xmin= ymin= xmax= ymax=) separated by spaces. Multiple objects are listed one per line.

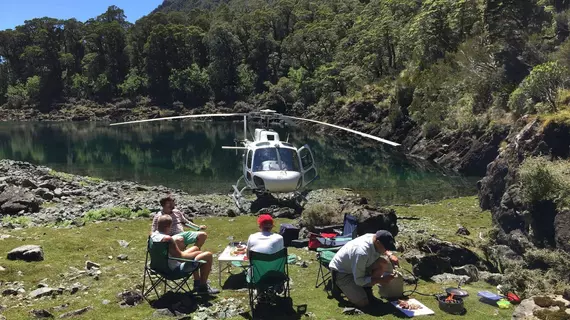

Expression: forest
xmin=1 ymin=0 xmax=570 ymax=134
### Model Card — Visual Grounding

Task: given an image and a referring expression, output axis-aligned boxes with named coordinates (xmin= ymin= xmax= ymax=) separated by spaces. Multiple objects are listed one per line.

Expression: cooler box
xmin=279 ymin=224 xmax=300 ymax=247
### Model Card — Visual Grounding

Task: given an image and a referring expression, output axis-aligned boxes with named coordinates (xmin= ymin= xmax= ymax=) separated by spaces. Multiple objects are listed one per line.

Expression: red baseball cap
xmin=257 ymin=214 xmax=274 ymax=225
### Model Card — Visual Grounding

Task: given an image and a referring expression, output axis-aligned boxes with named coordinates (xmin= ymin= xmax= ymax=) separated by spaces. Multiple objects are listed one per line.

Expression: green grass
xmin=82 ymin=207 xmax=151 ymax=223
xmin=540 ymin=109 xmax=570 ymax=128
xmin=48 ymin=169 xmax=75 ymax=182
xmin=1 ymin=215 xmax=32 ymax=227
xmin=0 ymin=197 xmax=511 ymax=320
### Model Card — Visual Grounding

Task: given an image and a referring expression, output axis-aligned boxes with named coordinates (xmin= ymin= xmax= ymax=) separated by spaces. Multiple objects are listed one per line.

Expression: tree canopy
xmin=1 ymin=0 xmax=570 ymax=133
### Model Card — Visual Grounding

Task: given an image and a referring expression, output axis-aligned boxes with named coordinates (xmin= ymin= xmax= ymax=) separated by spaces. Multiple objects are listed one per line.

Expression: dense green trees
xmin=1 ymin=0 xmax=570 ymax=132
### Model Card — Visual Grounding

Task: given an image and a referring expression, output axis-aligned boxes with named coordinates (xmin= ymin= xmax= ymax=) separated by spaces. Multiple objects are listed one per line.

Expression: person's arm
xmin=151 ymin=215 xmax=159 ymax=233
xmin=386 ymin=251 xmax=399 ymax=266
xmin=178 ymin=210 xmax=206 ymax=230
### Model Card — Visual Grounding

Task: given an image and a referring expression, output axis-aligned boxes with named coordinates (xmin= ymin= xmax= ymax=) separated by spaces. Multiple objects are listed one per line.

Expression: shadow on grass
xmin=148 ymin=291 xmax=217 ymax=315
xmin=243 ymin=297 xmax=304 ymax=320
xmin=222 ymin=271 xmax=248 ymax=290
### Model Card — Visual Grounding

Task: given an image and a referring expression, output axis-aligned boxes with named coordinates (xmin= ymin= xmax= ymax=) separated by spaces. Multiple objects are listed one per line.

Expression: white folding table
xmin=217 ymin=245 xmax=249 ymax=287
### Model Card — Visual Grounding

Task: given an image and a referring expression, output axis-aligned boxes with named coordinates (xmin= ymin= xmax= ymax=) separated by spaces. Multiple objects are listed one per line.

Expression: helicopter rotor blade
xmin=110 ymin=113 xmax=247 ymax=126
xmin=280 ymin=115 xmax=401 ymax=147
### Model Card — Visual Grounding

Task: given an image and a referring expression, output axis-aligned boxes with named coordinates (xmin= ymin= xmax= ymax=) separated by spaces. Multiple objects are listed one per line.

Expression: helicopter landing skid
xmin=231 ymin=176 xmax=249 ymax=212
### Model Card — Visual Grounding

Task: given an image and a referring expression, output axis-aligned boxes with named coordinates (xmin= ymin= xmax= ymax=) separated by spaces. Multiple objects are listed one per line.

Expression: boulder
xmin=39 ymin=182 xmax=57 ymax=191
xmin=7 ymin=245 xmax=44 ymax=261
xmin=507 ymin=229 xmax=535 ymax=255
xmin=29 ymin=309 xmax=54 ymax=318
xmin=59 ymin=306 xmax=93 ymax=318
xmin=411 ymin=254 xmax=453 ymax=279
xmin=554 ymin=209 xmax=570 ymax=253
xmin=0 ymin=186 xmax=40 ymax=214
xmin=117 ymin=290 xmax=143 ymax=307
xmin=29 ymin=287 xmax=61 ymax=299
xmin=21 ymin=179 xmax=38 ymax=189
xmin=416 ymin=238 xmax=480 ymax=266
xmin=455 ymin=226 xmax=470 ymax=236
xmin=483 ymin=245 xmax=523 ymax=269
xmin=346 ymin=206 xmax=398 ymax=237
xmin=85 ymin=261 xmax=100 ymax=270
xmin=452 ymin=265 xmax=479 ymax=282
xmin=117 ymin=254 xmax=129 ymax=261
xmin=153 ymin=309 xmax=176 ymax=317
xmin=512 ymin=295 xmax=570 ymax=320
xmin=431 ymin=273 xmax=471 ymax=284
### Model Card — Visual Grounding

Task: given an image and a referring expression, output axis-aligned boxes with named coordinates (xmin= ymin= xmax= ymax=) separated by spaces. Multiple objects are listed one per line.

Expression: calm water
xmin=0 ymin=121 xmax=479 ymax=205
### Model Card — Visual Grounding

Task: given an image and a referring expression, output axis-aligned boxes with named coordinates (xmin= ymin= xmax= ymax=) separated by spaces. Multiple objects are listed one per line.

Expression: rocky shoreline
xmin=0 ymin=159 xmax=355 ymax=227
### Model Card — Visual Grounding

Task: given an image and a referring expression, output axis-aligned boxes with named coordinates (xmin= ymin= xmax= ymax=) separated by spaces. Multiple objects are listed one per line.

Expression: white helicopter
xmin=111 ymin=109 xmax=400 ymax=210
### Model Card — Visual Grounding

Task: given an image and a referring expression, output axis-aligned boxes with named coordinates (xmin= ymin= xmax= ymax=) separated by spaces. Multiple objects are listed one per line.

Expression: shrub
xmin=1 ymin=216 xmax=32 ymax=227
xmin=300 ymin=204 xmax=341 ymax=230
xmin=519 ymin=157 xmax=570 ymax=207
xmin=5 ymin=83 xmax=28 ymax=109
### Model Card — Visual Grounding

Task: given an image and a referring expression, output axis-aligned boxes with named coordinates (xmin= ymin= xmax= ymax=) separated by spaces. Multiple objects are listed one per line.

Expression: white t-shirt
xmin=151 ymin=231 xmax=180 ymax=270
xmin=247 ymin=232 xmax=284 ymax=255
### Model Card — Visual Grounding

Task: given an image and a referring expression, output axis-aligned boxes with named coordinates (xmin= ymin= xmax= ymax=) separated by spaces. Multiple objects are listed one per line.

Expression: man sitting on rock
xmin=247 ymin=214 xmax=284 ymax=255
xmin=152 ymin=214 xmax=219 ymax=295
xmin=329 ymin=230 xmax=399 ymax=308
xmin=151 ymin=195 xmax=207 ymax=250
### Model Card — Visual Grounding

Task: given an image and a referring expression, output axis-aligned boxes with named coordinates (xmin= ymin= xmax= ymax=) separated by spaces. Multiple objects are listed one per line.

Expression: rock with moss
xmin=7 ymin=245 xmax=44 ymax=262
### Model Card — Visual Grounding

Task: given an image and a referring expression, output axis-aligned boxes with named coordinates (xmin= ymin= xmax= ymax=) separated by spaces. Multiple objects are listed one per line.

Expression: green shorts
xmin=174 ymin=231 xmax=199 ymax=246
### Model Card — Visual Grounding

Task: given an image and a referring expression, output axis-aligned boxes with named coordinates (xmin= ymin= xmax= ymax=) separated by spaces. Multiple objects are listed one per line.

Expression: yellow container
xmin=497 ymin=299 xmax=511 ymax=309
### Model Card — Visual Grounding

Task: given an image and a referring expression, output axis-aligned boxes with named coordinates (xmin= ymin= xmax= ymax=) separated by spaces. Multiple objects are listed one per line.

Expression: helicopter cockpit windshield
xmin=253 ymin=147 xmax=300 ymax=172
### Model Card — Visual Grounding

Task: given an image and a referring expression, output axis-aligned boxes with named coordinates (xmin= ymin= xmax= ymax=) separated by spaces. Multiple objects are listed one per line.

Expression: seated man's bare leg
xmin=195 ymin=232 xmax=207 ymax=248
xmin=194 ymin=251 xmax=213 ymax=285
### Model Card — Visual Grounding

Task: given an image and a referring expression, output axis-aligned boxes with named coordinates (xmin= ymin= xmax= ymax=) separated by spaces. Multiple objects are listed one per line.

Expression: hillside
xmin=152 ymin=0 xmax=230 ymax=13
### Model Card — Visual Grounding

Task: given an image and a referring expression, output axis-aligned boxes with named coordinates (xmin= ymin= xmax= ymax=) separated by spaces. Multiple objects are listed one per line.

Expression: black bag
xmin=279 ymin=224 xmax=300 ymax=247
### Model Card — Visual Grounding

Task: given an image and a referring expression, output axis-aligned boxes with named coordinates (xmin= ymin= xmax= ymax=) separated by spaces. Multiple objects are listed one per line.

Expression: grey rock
xmin=37 ymin=282 xmax=49 ymax=288
xmin=153 ymin=308 xmax=176 ymax=317
xmin=0 ymin=315 xmax=5 ymax=320
xmin=85 ymin=261 xmax=100 ymax=270
xmin=54 ymin=188 xmax=63 ymax=197
xmin=59 ymin=306 xmax=93 ymax=318
xmin=30 ymin=309 xmax=54 ymax=318
xmin=29 ymin=287 xmax=61 ymax=299
xmin=0 ymin=266 xmax=6 ymax=272
xmin=117 ymin=240 xmax=129 ymax=248
xmin=102 ymin=300 xmax=110 ymax=305
xmin=455 ymin=226 xmax=470 ymax=236
xmin=0 ymin=186 xmax=40 ymax=214
xmin=2 ymin=288 xmax=18 ymax=296
xmin=431 ymin=273 xmax=471 ymax=284
xmin=342 ymin=307 xmax=364 ymax=315
xmin=7 ymin=245 xmax=44 ymax=261
xmin=117 ymin=254 xmax=129 ymax=261
xmin=452 ymin=265 xmax=479 ymax=282
xmin=511 ymin=297 xmax=537 ymax=320
xmin=416 ymin=237 xmax=480 ymax=267
xmin=39 ymin=183 xmax=56 ymax=191
xmin=117 ymin=290 xmax=143 ymax=307
xmin=69 ymin=283 xmax=87 ymax=295
xmin=21 ymin=179 xmax=38 ymax=189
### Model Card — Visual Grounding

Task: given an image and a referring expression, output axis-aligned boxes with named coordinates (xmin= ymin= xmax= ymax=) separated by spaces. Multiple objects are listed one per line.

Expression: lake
xmin=0 ymin=121 xmax=479 ymax=205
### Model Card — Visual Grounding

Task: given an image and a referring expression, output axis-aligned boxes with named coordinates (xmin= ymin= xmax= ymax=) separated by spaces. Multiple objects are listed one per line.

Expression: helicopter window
xmin=278 ymin=148 xmax=300 ymax=171
xmin=253 ymin=148 xmax=280 ymax=172
xmin=246 ymin=150 xmax=253 ymax=169
xmin=299 ymin=147 xmax=314 ymax=168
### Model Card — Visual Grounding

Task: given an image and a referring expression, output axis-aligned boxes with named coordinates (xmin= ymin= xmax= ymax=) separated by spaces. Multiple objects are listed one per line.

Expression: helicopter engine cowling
xmin=252 ymin=171 xmax=302 ymax=193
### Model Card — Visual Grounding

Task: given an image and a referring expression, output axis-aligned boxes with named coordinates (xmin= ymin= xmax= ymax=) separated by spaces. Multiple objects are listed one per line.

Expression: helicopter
xmin=110 ymin=109 xmax=400 ymax=210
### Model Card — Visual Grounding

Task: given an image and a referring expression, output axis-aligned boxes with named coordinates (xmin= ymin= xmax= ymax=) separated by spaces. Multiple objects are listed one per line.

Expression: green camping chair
xmin=315 ymin=247 xmax=341 ymax=297
xmin=141 ymin=236 xmax=205 ymax=302
xmin=247 ymin=248 xmax=290 ymax=318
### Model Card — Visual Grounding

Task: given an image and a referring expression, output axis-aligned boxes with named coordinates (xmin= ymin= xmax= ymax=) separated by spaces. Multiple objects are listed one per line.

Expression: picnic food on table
xmin=230 ymin=244 xmax=247 ymax=256
xmin=398 ymin=300 xmax=422 ymax=310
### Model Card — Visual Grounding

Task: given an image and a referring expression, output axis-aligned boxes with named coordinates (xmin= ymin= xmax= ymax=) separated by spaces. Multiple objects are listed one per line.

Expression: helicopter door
xmin=245 ymin=150 xmax=253 ymax=184
xmin=297 ymin=145 xmax=318 ymax=187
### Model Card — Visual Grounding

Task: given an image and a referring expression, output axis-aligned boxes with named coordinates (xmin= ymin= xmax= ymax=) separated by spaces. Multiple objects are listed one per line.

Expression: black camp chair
xmin=141 ymin=236 xmax=205 ymax=302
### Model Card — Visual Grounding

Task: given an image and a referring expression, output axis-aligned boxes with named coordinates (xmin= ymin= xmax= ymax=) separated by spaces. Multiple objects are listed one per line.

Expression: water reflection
xmin=0 ymin=121 xmax=478 ymax=204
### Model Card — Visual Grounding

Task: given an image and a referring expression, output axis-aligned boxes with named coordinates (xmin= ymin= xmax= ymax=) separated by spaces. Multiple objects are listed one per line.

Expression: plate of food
xmin=230 ymin=244 xmax=247 ymax=256
xmin=391 ymin=299 xmax=434 ymax=317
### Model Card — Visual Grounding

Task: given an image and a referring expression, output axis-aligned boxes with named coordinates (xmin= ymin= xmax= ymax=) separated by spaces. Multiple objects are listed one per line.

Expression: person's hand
xmin=389 ymin=254 xmax=399 ymax=266
xmin=376 ymin=273 xmax=395 ymax=286
xmin=199 ymin=225 xmax=207 ymax=230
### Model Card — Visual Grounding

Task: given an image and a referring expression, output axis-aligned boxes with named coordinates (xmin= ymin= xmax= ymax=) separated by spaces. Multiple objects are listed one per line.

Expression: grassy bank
xmin=0 ymin=196 xmax=511 ymax=319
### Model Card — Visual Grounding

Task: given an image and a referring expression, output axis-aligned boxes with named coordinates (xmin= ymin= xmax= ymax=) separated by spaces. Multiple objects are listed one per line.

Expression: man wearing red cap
xmin=246 ymin=214 xmax=284 ymax=255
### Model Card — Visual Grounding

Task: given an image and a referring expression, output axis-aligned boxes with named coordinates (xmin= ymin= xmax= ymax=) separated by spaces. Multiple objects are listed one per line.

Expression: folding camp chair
xmin=309 ymin=214 xmax=358 ymax=250
xmin=247 ymin=248 xmax=290 ymax=318
xmin=315 ymin=246 xmax=342 ymax=298
xmin=141 ymin=236 xmax=205 ymax=302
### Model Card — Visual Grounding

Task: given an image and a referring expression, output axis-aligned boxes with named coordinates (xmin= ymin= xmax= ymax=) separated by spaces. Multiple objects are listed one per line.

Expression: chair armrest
xmin=185 ymin=223 xmax=200 ymax=231
xmin=168 ymin=256 xmax=206 ymax=264
xmin=316 ymin=247 xmax=341 ymax=253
